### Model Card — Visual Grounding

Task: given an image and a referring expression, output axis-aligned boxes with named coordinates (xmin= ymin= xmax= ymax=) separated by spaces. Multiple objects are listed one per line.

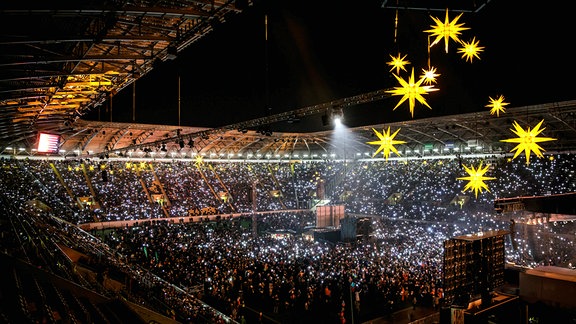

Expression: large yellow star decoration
xmin=486 ymin=95 xmax=509 ymax=117
xmin=458 ymin=37 xmax=484 ymax=62
xmin=425 ymin=9 xmax=469 ymax=53
xmin=386 ymin=67 xmax=438 ymax=118
xmin=387 ymin=53 xmax=410 ymax=74
xmin=457 ymin=162 xmax=495 ymax=198
xmin=420 ymin=66 xmax=440 ymax=85
xmin=500 ymin=120 xmax=557 ymax=164
xmin=367 ymin=127 xmax=407 ymax=160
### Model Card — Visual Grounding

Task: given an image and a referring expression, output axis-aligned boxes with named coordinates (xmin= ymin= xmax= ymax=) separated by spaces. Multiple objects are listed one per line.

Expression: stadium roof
xmin=3 ymin=98 xmax=576 ymax=160
xmin=0 ymin=0 xmax=254 ymax=149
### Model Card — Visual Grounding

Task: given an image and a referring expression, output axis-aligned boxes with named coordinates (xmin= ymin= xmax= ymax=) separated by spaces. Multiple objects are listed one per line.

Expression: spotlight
xmin=330 ymin=107 xmax=344 ymax=124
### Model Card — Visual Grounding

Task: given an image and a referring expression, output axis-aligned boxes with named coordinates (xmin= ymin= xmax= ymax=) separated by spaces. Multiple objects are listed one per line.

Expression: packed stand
xmin=1 ymin=153 xmax=575 ymax=323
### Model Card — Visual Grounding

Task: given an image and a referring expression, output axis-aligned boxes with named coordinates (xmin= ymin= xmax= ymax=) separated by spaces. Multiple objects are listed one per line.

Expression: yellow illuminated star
xmin=458 ymin=37 xmax=484 ymax=62
xmin=386 ymin=68 xmax=438 ymax=118
xmin=425 ymin=9 xmax=469 ymax=53
xmin=387 ymin=53 xmax=410 ymax=74
xmin=486 ymin=95 xmax=509 ymax=117
xmin=457 ymin=162 xmax=495 ymax=198
xmin=367 ymin=127 xmax=406 ymax=160
xmin=195 ymin=155 xmax=204 ymax=166
xmin=420 ymin=66 xmax=440 ymax=85
xmin=500 ymin=120 xmax=557 ymax=164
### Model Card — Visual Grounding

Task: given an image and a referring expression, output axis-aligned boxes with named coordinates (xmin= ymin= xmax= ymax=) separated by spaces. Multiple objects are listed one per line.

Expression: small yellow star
xmin=195 ymin=155 xmax=204 ymax=166
xmin=387 ymin=53 xmax=410 ymax=74
xmin=386 ymin=68 xmax=438 ymax=118
xmin=500 ymin=119 xmax=557 ymax=164
xmin=486 ymin=95 xmax=509 ymax=117
xmin=458 ymin=37 xmax=484 ymax=62
xmin=367 ymin=127 xmax=406 ymax=160
xmin=420 ymin=66 xmax=440 ymax=85
xmin=457 ymin=162 xmax=495 ymax=198
xmin=425 ymin=9 xmax=469 ymax=53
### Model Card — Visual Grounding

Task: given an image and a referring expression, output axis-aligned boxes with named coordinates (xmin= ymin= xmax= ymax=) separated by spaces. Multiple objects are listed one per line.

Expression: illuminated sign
xmin=37 ymin=133 xmax=61 ymax=154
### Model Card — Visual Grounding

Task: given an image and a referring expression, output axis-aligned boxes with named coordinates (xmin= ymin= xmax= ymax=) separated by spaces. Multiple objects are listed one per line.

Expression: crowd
xmin=94 ymin=216 xmax=448 ymax=322
xmin=0 ymin=153 xmax=575 ymax=323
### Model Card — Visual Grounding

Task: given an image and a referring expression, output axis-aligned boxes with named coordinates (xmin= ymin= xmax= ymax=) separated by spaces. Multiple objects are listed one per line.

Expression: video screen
xmin=37 ymin=132 xmax=61 ymax=154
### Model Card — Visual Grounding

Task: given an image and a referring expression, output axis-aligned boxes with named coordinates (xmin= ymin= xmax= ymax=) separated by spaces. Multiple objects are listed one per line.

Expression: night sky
xmin=84 ymin=0 xmax=575 ymax=132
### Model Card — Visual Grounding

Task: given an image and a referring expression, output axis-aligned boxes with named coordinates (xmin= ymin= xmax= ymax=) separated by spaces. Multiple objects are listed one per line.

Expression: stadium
xmin=1 ymin=1 xmax=575 ymax=324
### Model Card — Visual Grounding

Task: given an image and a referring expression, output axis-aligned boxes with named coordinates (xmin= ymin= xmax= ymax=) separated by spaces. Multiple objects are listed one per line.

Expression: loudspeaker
xmin=101 ymin=170 xmax=108 ymax=182
xmin=321 ymin=114 xmax=329 ymax=126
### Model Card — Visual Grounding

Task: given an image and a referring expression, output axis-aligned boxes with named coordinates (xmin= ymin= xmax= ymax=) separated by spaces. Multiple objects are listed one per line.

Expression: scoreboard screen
xmin=37 ymin=132 xmax=61 ymax=154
